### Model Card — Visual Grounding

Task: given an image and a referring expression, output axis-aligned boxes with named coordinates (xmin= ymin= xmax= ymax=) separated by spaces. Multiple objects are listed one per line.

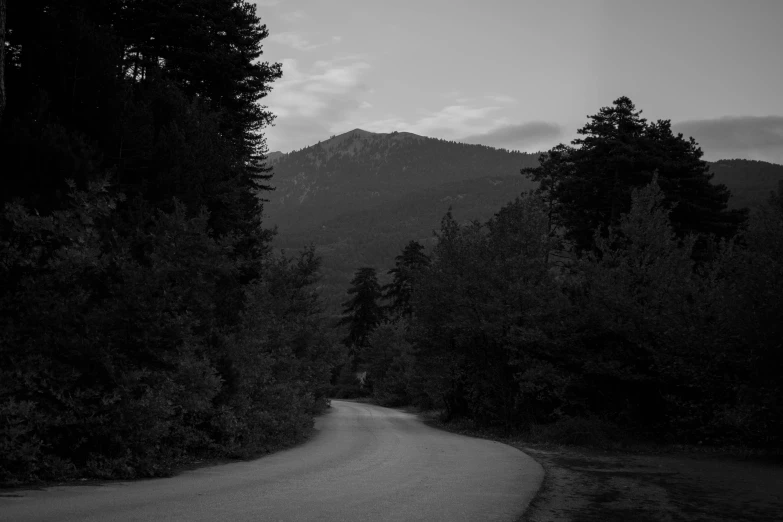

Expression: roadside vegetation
xmin=0 ymin=1 xmax=341 ymax=485
xmin=335 ymin=97 xmax=783 ymax=453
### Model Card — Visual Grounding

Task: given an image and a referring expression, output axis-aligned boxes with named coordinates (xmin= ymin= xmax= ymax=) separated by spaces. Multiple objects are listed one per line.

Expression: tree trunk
xmin=0 ymin=0 xmax=6 ymax=124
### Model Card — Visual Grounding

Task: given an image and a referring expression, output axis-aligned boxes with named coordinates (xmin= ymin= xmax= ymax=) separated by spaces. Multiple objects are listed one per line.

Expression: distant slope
xmin=709 ymin=159 xmax=783 ymax=209
xmin=264 ymin=129 xmax=539 ymax=235
xmin=265 ymin=130 xmax=540 ymax=315
xmin=266 ymin=151 xmax=284 ymax=163
xmin=265 ymin=130 xmax=783 ymax=316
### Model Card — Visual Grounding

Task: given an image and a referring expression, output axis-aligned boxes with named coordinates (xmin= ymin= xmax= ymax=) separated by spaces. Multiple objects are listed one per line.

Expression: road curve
xmin=0 ymin=400 xmax=544 ymax=522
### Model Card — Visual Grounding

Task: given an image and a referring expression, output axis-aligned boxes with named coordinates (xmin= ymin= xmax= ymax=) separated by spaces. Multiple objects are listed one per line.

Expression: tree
xmin=708 ymin=187 xmax=783 ymax=444
xmin=338 ymin=267 xmax=384 ymax=363
xmin=408 ymin=200 xmax=566 ymax=425
xmin=0 ymin=0 xmax=6 ymax=123
xmin=578 ymin=177 xmax=705 ymax=427
xmin=364 ymin=319 xmax=415 ymax=406
xmin=570 ymin=176 xmax=780 ymax=443
xmin=0 ymin=1 xmax=344 ymax=483
xmin=382 ymin=240 xmax=430 ymax=318
xmin=522 ymin=96 xmax=747 ymax=255
xmin=0 ymin=1 xmax=281 ymax=243
xmin=115 ymin=0 xmax=282 ymax=276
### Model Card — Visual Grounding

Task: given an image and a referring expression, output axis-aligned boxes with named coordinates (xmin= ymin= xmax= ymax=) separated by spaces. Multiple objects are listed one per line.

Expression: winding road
xmin=0 ymin=400 xmax=544 ymax=521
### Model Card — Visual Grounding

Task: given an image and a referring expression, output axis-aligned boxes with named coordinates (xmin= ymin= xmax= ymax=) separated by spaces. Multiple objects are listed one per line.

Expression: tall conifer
xmin=338 ymin=267 xmax=384 ymax=361
xmin=522 ymin=96 xmax=747 ymax=255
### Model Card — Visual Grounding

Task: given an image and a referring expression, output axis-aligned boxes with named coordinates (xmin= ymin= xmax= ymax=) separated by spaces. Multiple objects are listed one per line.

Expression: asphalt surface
xmin=0 ymin=400 xmax=544 ymax=522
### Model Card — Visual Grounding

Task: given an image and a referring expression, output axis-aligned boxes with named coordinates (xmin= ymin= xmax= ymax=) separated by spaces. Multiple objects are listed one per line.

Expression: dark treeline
xmin=0 ymin=1 xmax=341 ymax=483
xmin=337 ymin=98 xmax=783 ymax=448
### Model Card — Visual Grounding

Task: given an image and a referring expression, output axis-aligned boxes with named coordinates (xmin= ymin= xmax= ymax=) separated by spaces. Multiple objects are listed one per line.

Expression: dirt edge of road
xmin=419 ymin=414 xmax=783 ymax=522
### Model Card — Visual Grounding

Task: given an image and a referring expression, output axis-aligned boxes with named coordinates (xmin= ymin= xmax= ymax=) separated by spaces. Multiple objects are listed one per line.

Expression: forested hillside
xmin=266 ymin=130 xmax=540 ymax=314
xmin=0 ymin=1 xmax=340 ymax=484
xmin=709 ymin=159 xmax=783 ymax=209
xmin=335 ymin=97 xmax=783 ymax=449
xmin=266 ymin=129 xmax=540 ymax=232
xmin=267 ymin=129 xmax=783 ymax=316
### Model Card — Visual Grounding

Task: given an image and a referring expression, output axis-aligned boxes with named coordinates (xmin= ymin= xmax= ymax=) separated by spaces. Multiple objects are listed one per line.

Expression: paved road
xmin=0 ymin=401 xmax=544 ymax=522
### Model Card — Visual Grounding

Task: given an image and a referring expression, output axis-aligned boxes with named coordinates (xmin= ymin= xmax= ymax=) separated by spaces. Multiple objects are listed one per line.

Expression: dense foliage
xmin=522 ymin=97 xmax=747 ymax=257
xmin=382 ymin=240 xmax=430 ymax=318
xmin=338 ymin=267 xmax=384 ymax=361
xmin=342 ymin=99 xmax=783 ymax=449
xmin=0 ymin=1 xmax=340 ymax=484
xmin=271 ymin=128 xmax=782 ymax=319
xmin=352 ymin=185 xmax=782 ymax=446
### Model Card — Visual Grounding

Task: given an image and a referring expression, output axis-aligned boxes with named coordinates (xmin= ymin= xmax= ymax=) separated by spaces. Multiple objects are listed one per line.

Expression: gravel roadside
xmin=419 ymin=412 xmax=783 ymax=521
xmin=520 ymin=445 xmax=783 ymax=521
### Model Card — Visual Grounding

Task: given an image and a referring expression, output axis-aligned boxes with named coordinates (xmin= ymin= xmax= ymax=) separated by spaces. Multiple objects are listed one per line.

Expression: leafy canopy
xmin=522 ymin=96 xmax=747 ymax=255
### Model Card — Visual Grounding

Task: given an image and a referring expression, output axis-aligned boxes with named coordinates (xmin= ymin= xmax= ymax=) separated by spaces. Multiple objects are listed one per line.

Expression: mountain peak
xmin=318 ymin=128 xmax=377 ymax=151
xmin=264 ymin=150 xmax=285 ymax=166
xmin=317 ymin=128 xmax=429 ymax=152
xmin=348 ymin=128 xmax=375 ymax=137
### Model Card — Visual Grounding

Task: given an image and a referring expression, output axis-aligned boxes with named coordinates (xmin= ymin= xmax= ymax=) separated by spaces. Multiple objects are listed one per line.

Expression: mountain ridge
xmin=264 ymin=130 xmax=783 ymax=315
xmin=264 ymin=128 xmax=540 ymax=234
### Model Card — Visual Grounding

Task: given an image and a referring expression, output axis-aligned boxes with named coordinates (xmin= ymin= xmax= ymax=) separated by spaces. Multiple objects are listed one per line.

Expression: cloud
xmin=267 ymin=32 xmax=324 ymax=51
xmin=485 ymin=94 xmax=518 ymax=105
xmin=356 ymin=103 xmax=560 ymax=152
xmin=264 ymin=58 xmax=371 ymax=151
xmin=411 ymin=105 xmax=503 ymax=136
xmin=359 ymin=101 xmax=373 ymax=109
xmin=359 ymin=104 xmax=509 ymax=141
xmin=254 ymin=0 xmax=281 ymax=6
xmin=280 ymin=10 xmax=305 ymax=22
xmin=673 ymin=116 xmax=783 ymax=165
xmin=460 ymin=122 xmax=563 ymax=150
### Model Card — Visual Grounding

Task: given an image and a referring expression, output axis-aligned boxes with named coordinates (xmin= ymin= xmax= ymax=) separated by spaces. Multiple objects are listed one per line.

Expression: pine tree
xmin=0 ymin=1 xmax=343 ymax=481
xmin=383 ymin=240 xmax=430 ymax=318
xmin=1 ymin=0 xmax=282 ymax=281
xmin=522 ymin=96 xmax=747 ymax=255
xmin=338 ymin=267 xmax=384 ymax=361
xmin=0 ymin=0 xmax=6 ymax=123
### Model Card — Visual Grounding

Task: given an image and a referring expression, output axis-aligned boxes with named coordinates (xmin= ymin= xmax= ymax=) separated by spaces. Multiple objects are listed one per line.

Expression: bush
xmin=397 ymin=181 xmax=783 ymax=449
xmin=0 ymin=181 xmax=340 ymax=483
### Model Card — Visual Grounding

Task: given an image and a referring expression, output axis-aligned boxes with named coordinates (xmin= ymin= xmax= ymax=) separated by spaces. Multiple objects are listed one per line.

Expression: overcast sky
xmin=254 ymin=0 xmax=783 ymax=164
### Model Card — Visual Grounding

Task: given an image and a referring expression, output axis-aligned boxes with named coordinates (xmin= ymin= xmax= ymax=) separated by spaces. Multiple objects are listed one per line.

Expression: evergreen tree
xmin=338 ymin=267 xmax=384 ymax=361
xmin=409 ymin=201 xmax=565 ymax=424
xmin=115 ymin=0 xmax=282 ymax=277
xmin=1 ymin=0 xmax=281 ymax=245
xmin=382 ymin=240 xmax=430 ymax=318
xmin=0 ymin=1 xmax=343 ymax=483
xmin=0 ymin=0 xmax=5 ymax=123
xmin=522 ymin=96 xmax=747 ymax=255
xmin=364 ymin=319 xmax=415 ymax=406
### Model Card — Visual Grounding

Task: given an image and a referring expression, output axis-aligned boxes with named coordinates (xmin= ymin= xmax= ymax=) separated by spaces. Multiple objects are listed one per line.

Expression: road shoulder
xmin=521 ymin=445 xmax=783 ymax=521
xmin=418 ymin=413 xmax=783 ymax=522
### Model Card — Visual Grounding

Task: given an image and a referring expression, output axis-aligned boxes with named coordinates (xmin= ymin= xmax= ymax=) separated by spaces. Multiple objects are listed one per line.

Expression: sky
xmin=254 ymin=0 xmax=783 ymax=164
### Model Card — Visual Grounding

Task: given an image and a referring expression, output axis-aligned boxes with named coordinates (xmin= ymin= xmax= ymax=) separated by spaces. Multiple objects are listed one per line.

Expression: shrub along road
xmin=0 ymin=401 xmax=543 ymax=521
